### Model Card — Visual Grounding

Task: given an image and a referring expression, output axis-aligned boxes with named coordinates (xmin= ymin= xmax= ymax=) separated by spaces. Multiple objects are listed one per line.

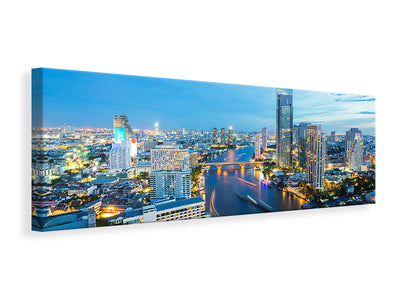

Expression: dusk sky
xmin=32 ymin=68 xmax=376 ymax=134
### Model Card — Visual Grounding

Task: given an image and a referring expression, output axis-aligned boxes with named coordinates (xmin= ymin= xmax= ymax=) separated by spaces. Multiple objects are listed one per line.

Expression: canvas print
xmin=31 ymin=68 xmax=376 ymax=231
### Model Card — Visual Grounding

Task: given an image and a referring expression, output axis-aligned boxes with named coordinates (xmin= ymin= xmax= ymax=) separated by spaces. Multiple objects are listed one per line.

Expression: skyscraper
xmin=254 ymin=133 xmax=261 ymax=160
xmin=228 ymin=127 xmax=234 ymax=147
xmin=212 ymin=127 xmax=218 ymax=144
xmin=298 ymin=122 xmax=311 ymax=169
xmin=113 ymin=114 xmax=132 ymax=143
xmin=345 ymin=128 xmax=363 ymax=171
xmin=262 ymin=127 xmax=268 ymax=151
xmin=150 ymin=145 xmax=190 ymax=172
xmin=220 ymin=128 xmax=226 ymax=145
xmin=154 ymin=122 xmax=159 ymax=135
xmin=330 ymin=131 xmax=336 ymax=143
xmin=276 ymin=88 xmax=293 ymax=168
xmin=306 ymin=124 xmax=325 ymax=190
xmin=110 ymin=140 xmax=131 ymax=171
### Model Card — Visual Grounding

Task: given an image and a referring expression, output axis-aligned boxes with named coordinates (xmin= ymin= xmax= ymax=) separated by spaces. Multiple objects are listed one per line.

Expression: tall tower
xmin=113 ymin=114 xmax=132 ymax=143
xmin=306 ymin=124 xmax=325 ymax=190
xmin=228 ymin=127 xmax=234 ymax=147
xmin=276 ymin=88 xmax=293 ymax=168
xmin=254 ymin=133 xmax=261 ymax=160
xmin=262 ymin=127 xmax=267 ymax=151
xmin=212 ymin=127 xmax=218 ymax=144
xmin=220 ymin=128 xmax=226 ymax=145
xmin=298 ymin=122 xmax=311 ymax=169
xmin=345 ymin=128 xmax=363 ymax=171
xmin=110 ymin=140 xmax=131 ymax=171
xmin=330 ymin=131 xmax=336 ymax=143
xmin=154 ymin=122 xmax=159 ymax=135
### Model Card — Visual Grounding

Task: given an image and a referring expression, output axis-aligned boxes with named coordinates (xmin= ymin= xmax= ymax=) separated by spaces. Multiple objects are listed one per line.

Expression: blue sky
xmin=32 ymin=68 xmax=375 ymax=134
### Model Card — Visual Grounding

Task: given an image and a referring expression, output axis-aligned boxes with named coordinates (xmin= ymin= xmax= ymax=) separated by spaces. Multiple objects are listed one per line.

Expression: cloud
xmin=332 ymin=93 xmax=375 ymax=103
xmin=358 ymin=111 xmax=375 ymax=115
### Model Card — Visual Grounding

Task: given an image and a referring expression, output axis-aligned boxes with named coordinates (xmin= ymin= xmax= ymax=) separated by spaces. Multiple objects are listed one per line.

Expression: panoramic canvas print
xmin=31 ymin=68 xmax=376 ymax=231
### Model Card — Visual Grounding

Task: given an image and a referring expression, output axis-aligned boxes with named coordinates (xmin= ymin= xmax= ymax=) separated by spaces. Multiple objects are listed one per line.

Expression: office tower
xmin=150 ymin=170 xmax=191 ymax=200
xmin=298 ymin=122 xmax=311 ymax=169
xmin=330 ymin=131 xmax=336 ymax=142
xmin=114 ymin=114 xmax=132 ymax=143
xmin=306 ymin=124 xmax=325 ymax=190
xmin=262 ymin=127 xmax=268 ymax=151
xmin=345 ymin=128 xmax=363 ymax=171
xmin=220 ymin=128 xmax=226 ymax=145
xmin=150 ymin=145 xmax=189 ymax=171
xmin=110 ymin=140 xmax=131 ymax=171
xmin=154 ymin=122 xmax=159 ymax=135
xmin=212 ymin=127 xmax=218 ymax=144
xmin=293 ymin=124 xmax=298 ymax=147
xmin=276 ymin=88 xmax=293 ymax=168
xmin=254 ymin=133 xmax=261 ymax=160
xmin=228 ymin=127 xmax=234 ymax=147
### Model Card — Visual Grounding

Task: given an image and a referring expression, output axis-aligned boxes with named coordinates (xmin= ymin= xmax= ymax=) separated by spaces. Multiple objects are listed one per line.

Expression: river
xmin=203 ymin=146 xmax=306 ymax=217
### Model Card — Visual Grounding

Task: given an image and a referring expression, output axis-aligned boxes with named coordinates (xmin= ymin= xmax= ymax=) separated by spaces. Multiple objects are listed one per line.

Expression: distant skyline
xmin=32 ymin=68 xmax=376 ymax=134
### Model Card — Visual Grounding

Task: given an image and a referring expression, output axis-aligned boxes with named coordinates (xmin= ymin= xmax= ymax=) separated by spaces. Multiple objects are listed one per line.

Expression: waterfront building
xmin=345 ymin=128 xmax=363 ymax=171
xmin=212 ymin=127 xmax=218 ymax=144
xmin=306 ymin=124 xmax=325 ymax=190
xmin=113 ymin=114 xmax=132 ymax=143
xmin=189 ymin=151 xmax=199 ymax=168
xmin=220 ymin=128 xmax=226 ymax=145
xmin=262 ymin=127 xmax=268 ymax=151
xmin=150 ymin=145 xmax=189 ymax=171
xmin=254 ymin=133 xmax=261 ymax=160
xmin=276 ymin=88 xmax=293 ymax=168
xmin=150 ymin=170 xmax=191 ymax=200
xmin=298 ymin=122 xmax=311 ymax=169
xmin=110 ymin=140 xmax=131 ymax=171
xmin=228 ymin=127 xmax=234 ymax=147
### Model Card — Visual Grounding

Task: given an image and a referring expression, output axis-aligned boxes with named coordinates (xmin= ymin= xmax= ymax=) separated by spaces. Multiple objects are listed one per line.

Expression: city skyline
xmin=32 ymin=68 xmax=375 ymax=134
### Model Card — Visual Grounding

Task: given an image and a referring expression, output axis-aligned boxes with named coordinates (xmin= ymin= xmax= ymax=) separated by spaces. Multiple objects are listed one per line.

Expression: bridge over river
xmin=200 ymin=161 xmax=263 ymax=171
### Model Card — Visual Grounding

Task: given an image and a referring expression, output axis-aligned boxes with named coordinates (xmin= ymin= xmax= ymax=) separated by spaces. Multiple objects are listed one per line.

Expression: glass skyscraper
xmin=276 ymin=88 xmax=293 ymax=168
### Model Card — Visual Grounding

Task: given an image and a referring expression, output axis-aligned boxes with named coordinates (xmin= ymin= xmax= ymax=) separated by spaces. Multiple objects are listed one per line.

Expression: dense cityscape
xmin=32 ymin=88 xmax=375 ymax=231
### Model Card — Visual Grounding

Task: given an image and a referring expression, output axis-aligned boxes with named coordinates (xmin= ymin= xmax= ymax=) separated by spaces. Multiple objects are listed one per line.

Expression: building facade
xmin=150 ymin=171 xmax=191 ymax=200
xmin=298 ymin=122 xmax=311 ymax=169
xmin=110 ymin=140 xmax=131 ymax=171
xmin=254 ymin=133 xmax=261 ymax=160
xmin=262 ymin=127 xmax=267 ymax=151
xmin=306 ymin=124 xmax=325 ymax=190
xmin=150 ymin=146 xmax=189 ymax=172
xmin=345 ymin=128 xmax=363 ymax=171
xmin=276 ymin=88 xmax=293 ymax=168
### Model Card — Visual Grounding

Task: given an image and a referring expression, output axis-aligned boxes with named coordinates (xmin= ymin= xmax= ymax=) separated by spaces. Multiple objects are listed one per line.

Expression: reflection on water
xmin=203 ymin=146 xmax=306 ymax=217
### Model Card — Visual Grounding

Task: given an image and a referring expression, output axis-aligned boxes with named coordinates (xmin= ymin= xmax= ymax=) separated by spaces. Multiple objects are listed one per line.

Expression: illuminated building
xmin=228 ymin=127 xmax=234 ymax=147
xmin=150 ymin=171 xmax=191 ymax=200
xmin=345 ymin=128 xmax=363 ymax=171
xmin=32 ymin=154 xmax=56 ymax=184
xmin=113 ymin=114 xmax=132 ymax=143
xmin=155 ymin=122 xmax=159 ymax=135
xmin=150 ymin=145 xmax=189 ymax=171
xmin=298 ymin=122 xmax=311 ymax=169
xmin=276 ymin=88 xmax=293 ymax=168
xmin=130 ymin=138 xmax=138 ymax=158
xmin=212 ymin=127 xmax=218 ymax=144
xmin=306 ymin=124 xmax=325 ymax=190
xmin=220 ymin=128 xmax=226 ymax=145
xmin=254 ymin=133 xmax=261 ymax=159
xmin=110 ymin=140 xmax=131 ymax=171
xmin=135 ymin=161 xmax=151 ymax=175
xmin=262 ymin=127 xmax=267 ymax=151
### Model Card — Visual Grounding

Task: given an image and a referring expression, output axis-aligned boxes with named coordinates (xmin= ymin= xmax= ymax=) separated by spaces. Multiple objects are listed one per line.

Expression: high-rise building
xmin=228 ymin=127 xmax=234 ymax=147
xmin=130 ymin=138 xmax=138 ymax=158
xmin=262 ymin=127 xmax=268 ymax=151
xmin=150 ymin=171 xmax=191 ymax=200
xmin=276 ymin=88 xmax=293 ymax=168
xmin=293 ymin=124 xmax=299 ymax=146
xmin=212 ymin=127 xmax=218 ymax=144
xmin=150 ymin=145 xmax=189 ymax=172
xmin=254 ymin=133 xmax=261 ymax=160
xmin=298 ymin=122 xmax=311 ymax=169
xmin=220 ymin=128 xmax=226 ymax=145
xmin=345 ymin=128 xmax=363 ymax=171
xmin=154 ymin=122 xmax=159 ymax=135
xmin=330 ymin=131 xmax=336 ymax=143
xmin=306 ymin=124 xmax=325 ymax=190
xmin=114 ymin=114 xmax=132 ymax=143
xmin=110 ymin=140 xmax=131 ymax=171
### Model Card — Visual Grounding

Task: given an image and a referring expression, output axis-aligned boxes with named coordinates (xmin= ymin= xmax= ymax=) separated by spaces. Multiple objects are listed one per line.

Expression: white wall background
xmin=1 ymin=1 xmax=398 ymax=299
